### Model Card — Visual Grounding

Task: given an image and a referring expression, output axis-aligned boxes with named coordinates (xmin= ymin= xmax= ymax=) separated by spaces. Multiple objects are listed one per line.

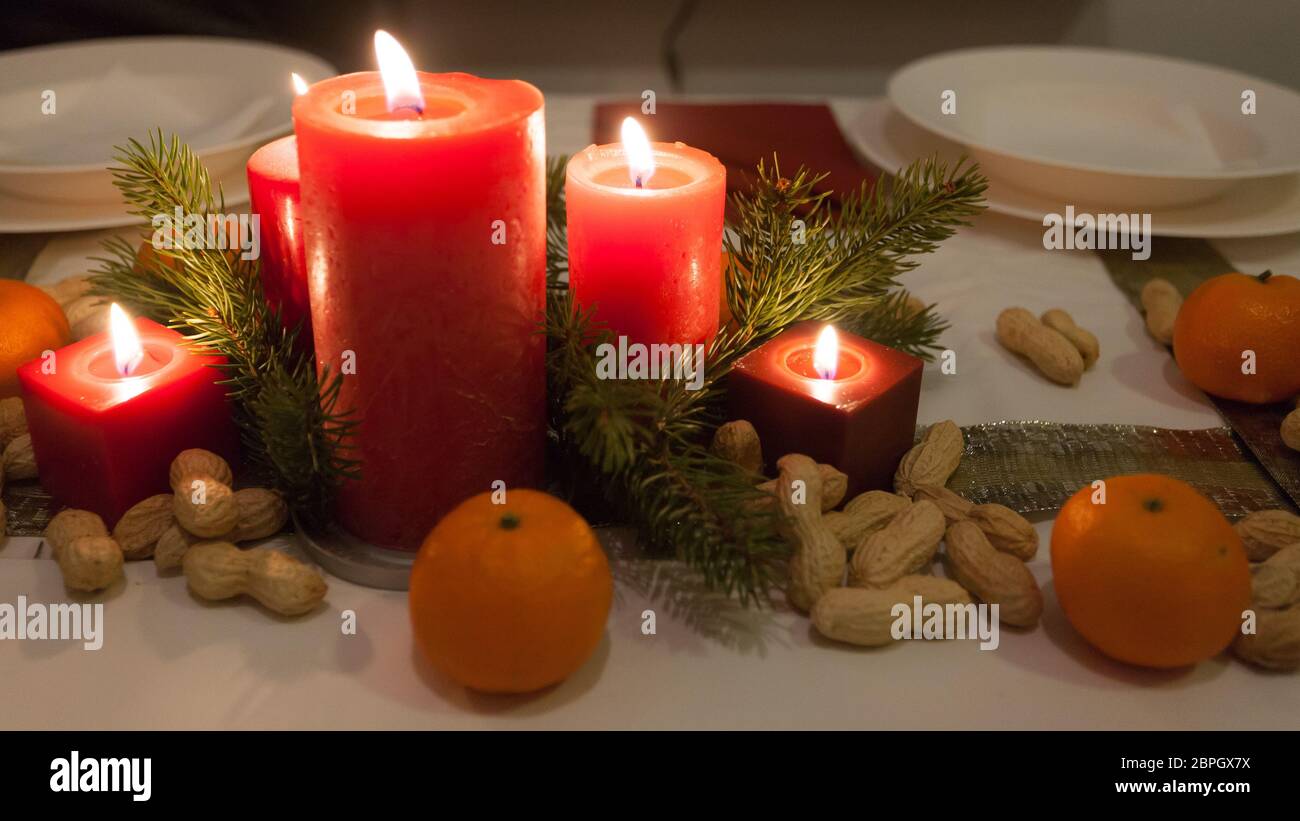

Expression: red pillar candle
xmin=293 ymin=32 xmax=546 ymax=550
xmin=246 ymin=135 xmax=311 ymax=339
xmin=566 ymin=118 xmax=725 ymax=347
xmin=727 ymin=322 xmax=922 ymax=496
xmin=16 ymin=307 xmax=238 ymax=526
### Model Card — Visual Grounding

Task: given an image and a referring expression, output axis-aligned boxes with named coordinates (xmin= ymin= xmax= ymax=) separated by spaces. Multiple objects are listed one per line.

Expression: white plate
xmin=0 ymin=173 xmax=249 ymax=234
xmin=845 ymin=98 xmax=1300 ymax=239
xmin=887 ymin=46 xmax=1300 ymax=209
xmin=0 ymin=36 xmax=333 ymax=211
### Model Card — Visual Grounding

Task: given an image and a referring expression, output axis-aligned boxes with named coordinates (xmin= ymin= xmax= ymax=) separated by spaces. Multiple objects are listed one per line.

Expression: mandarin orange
xmin=0 ymin=280 xmax=71 ymax=398
xmin=1173 ymin=270 xmax=1300 ymax=404
xmin=1051 ymin=474 xmax=1250 ymax=668
xmin=409 ymin=490 xmax=612 ymax=693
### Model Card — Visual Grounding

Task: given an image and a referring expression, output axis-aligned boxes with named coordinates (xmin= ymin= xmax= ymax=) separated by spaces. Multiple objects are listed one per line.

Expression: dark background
xmin=5 ymin=0 xmax=1299 ymax=95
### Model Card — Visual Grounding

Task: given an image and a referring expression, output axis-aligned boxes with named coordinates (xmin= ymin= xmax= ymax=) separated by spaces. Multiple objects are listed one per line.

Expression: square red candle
xmin=17 ymin=316 xmax=238 ymax=526
xmin=728 ymin=322 xmax=922 ymax=496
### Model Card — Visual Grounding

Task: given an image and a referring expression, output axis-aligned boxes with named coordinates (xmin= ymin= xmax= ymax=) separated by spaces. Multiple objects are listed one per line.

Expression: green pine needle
xmin=89 ymin=131 xmax=357 ymax=525
xmin=545 ymin=155 xmax=570 ymax=288
xmin=87 ymin=130 xmax=985 ymax=607
xmin=546 ymin=152 xmax=986 ymax=606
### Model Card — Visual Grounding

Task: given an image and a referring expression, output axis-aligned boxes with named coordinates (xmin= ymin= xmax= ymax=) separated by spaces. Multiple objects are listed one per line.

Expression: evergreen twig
xmin=545 ymin=155 xmax=569 ymax=288
xmin=87 ymin=130 xmax=984 ymax=606
xmin=545 ymin=153 xmax=986 ymax=605
xmin=89 ymin=131 xmax=357 ymax=524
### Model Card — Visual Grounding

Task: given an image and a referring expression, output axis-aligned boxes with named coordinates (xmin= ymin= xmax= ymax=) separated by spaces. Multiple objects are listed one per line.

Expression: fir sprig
xmin=724 ymin=155 xmax=985 ymax=360
xmin=87 ymin=129 xmax=984 ymax=606
xmin=546 ymin=153 xmax=986 ymax=605
xmin=89 ymin=131 xmax=357 ymax=524
xmin=544 ymin=289 xmax=790 ymax=602
xmin=545 ymin=155 xmax=570 ymax=288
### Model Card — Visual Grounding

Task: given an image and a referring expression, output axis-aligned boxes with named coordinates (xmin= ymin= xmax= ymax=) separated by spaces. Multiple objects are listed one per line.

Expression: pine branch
xmin=546 ymin=155 xmax=569 ymax=288
xmin=88 ymin=131 xmax=356 ymax=524
xmin=86 ymin=131 xmax=982 ymax=606
xmin=544 ymin=289 xmax=789 ymax=605
xmin=841 ymin=290 xmax=947 ymax=359
xmin=546 ymin=152 xmax=986 ymax=607
xmin=725 ymin=154 xmax=985 ymax=359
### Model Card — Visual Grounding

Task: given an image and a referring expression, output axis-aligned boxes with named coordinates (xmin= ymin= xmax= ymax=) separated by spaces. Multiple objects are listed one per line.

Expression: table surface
xmin=2 ymin=95 xmax=1299 ymax=730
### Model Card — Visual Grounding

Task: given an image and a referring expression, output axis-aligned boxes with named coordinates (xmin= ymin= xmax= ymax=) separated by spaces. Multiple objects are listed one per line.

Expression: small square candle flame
xmin=814 ymin=324 xmax=839 ymax=380
xmin=785 ymin=324 xmax=862 ymax=382
xmin=109 ymin=303 xmax=144 ymax=377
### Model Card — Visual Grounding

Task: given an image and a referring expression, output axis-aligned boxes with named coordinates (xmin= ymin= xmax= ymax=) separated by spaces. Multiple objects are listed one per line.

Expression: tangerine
xmin=409 ymin=489 xmax=612 ymax=693
xmin=1172 ymin=270 xmax=1300 ymax=404
xmin=0 ymin=280 xmax=71 ymax=398
xmin=1051 ymin=474 xmax=1250 ymax=668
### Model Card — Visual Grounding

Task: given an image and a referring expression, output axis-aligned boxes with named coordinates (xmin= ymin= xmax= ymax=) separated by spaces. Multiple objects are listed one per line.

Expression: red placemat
xmin=592 ymin=102 xmax=875 ymax=201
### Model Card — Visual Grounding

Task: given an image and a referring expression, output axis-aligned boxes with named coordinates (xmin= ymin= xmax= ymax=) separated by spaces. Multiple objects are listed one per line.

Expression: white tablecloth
xmin=2 ymin=95 xmax=1298 ymax=729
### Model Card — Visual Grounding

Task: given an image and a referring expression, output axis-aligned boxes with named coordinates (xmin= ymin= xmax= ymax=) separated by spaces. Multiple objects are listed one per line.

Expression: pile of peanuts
xmin=0 ymin=407 xmax=327 ymax=618
xmin=713 ymin=418 xmax=1300 ymax=670
xmin=0 ymin=398 xmax=38 ymax=528
xmin=713 ymin=419 xmax=1041 ymax=646
xmin=995 ymin=307 xmax=1099 ymax=386
xmin=36 ymin=444 xmax=325 ymax=617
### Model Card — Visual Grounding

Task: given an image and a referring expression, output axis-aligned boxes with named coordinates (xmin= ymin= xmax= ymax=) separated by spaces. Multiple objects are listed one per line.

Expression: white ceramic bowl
xmin=842 ymin=97 xmax=1300 ymax=239
xmin=887 ymin=46 xmax=1300 ymax=209
xmin=0 ymin=37 xmax=335 ymax=205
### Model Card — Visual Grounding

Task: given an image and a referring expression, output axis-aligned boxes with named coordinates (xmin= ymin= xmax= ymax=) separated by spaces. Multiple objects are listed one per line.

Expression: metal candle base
xmin=293 ymin=513 xmax=415 ymax=591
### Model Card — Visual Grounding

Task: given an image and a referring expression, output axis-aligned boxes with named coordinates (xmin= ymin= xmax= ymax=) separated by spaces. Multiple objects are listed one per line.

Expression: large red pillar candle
xmin=727 ymin=322 xmax=922 ymax=496
xmin=292 ymin=44 xmax=546 ymax=550
xmin=246 ymin=135 xmax=311 ymax=339
xmin=16 ymin=311 xmax=238 ymax=526
xmin=566 ymin=119 xmax=725 ymax=347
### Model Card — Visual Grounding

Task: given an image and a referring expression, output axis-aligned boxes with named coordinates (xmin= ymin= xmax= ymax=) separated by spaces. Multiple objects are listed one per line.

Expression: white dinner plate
xmin=887 ymin=46 xmax=1300 ymax=209
xmin=0 ymin=173 xmax=250 ymax=234
xmin=845 ymin=98 xmax=1300 ymax=239
xmin=0 ymin=36 xmax=334 ymax=229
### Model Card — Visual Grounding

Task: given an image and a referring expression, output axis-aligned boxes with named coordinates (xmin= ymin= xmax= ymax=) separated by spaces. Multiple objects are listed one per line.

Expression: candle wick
xmin=635 ymin=176 xmax=643 ymax=189
xmin=119 ymin=352 xmax=143 ymax=377
xmin=395 ymin=102 xmax=425 ymax=116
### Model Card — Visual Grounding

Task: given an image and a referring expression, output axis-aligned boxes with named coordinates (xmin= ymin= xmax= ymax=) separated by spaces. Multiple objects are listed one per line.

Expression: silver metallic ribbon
xmin=946 ymin=421 xmax=1294 ymax=518
xmin=4 ymin=421 xmax=1290 ymax=539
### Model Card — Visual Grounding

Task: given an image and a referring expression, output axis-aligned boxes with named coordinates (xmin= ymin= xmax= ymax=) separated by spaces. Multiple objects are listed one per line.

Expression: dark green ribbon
xmin=1097 ymin=240 xmax=1300 ymax=510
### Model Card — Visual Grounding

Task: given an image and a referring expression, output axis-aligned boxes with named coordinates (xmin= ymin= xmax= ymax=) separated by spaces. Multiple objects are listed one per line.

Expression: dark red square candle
xmin=17 ymin=317 xmax=238 ymax=526
xmin=728 ymin=321 xmax=922 ymax=496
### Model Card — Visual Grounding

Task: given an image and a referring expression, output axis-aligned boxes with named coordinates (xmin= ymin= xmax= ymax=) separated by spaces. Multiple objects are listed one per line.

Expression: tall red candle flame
xmin=374 ymin=30 xmax=426 ymax=114
xmin=620 ymin=117 xmax=655 ymax=188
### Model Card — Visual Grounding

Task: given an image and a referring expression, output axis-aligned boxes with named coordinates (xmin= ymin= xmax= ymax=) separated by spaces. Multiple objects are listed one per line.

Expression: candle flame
xmin=374 ymin=30 xmax=425 ymax=114
xmin=109 ymin=303 xmax=144 ymax=377
xmin=813 ymin=324 xmax=839 ymax=380
xmin=620 ymin=117 xmax=655 ymax=187
xmin=291 ymin=72 xmax=310 ymax=96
